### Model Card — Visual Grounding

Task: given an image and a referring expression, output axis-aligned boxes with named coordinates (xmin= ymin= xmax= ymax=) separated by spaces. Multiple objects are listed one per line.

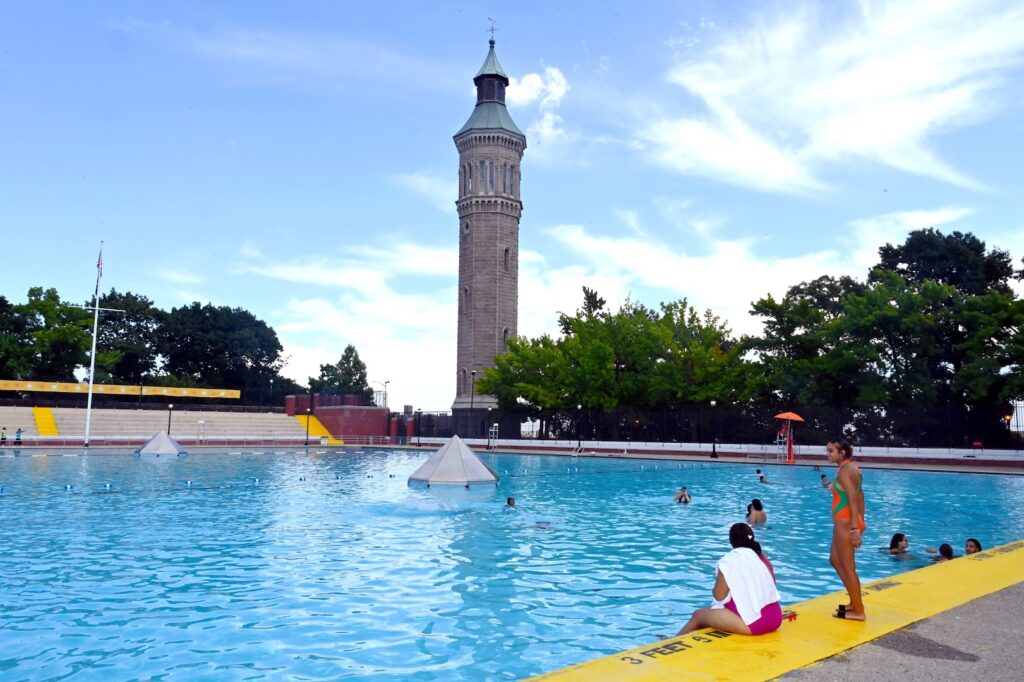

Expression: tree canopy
xmin=309 ymin=344 xmax=374 ymax=404
xmin=480 ymin=228 xmax=1023 ymax=447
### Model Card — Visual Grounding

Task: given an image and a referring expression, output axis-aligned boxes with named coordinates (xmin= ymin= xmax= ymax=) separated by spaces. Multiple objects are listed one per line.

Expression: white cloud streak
xmin=642 ymin=0 xmax=1024 ymax=192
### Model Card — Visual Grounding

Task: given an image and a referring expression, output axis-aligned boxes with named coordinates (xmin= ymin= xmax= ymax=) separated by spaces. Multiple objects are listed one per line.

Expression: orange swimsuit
xmin=830 ymin=461 xmax=866 ymax=533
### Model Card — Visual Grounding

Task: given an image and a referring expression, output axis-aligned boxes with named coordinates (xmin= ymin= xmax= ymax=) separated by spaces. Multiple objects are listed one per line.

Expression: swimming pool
xmin=1 ymin=449 xmax=1021 ymax=680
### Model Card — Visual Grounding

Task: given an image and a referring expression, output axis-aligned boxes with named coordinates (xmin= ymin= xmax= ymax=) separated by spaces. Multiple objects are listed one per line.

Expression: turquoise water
xmin=1 ymin=449 xmax=1022 ymax=680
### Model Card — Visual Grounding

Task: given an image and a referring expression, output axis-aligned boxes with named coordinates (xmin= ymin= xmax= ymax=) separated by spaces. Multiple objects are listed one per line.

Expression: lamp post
xmin=710 ymin=400 xmax=717 ymax=458
xmin=304 ymin=407 xmax=311 ymax=446
xmin=577 ymin=404 xmax=582 ymax=450
xmin=373 ymin=380 xmax=390 ymax=410
xmin=268 ymin=378 xmax=274 ymax=411
xmin=487 ymin=407 xmax=493 ymax=449
xmin=416 ymin=409 xmax=422 ymax=447
xmin=470 ymin=369 xmax=477 ymax=436
xmin=167 ymin=403 xmax=174 ymax=434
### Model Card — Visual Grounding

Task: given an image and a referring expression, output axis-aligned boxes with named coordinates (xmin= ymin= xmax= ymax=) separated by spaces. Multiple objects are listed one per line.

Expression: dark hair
xmin=889 ymin=533 xmax=906 ymax=550
xmin=828 ymin=438 xmax=854 ymax=459
xmin=820 ymin=474 xmax=827 ymax=479
xmin=729 ymin=523 xmax=762 ymax=555
xmin=751 ymin=498 xmax=764 ymax=511
xmin=506 ymin=497 xmax=514 ymax=505
xmin=939 ymin=543 xmax=954 ymax=559
xmin=966 ymin=538 xmax=982 ymax=551
xmin=755 ymin=469 xmax=762 ymax=474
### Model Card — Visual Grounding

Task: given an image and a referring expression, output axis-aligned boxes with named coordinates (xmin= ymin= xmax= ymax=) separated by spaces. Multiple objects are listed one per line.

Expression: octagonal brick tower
xmin=451 ymin=39 xmax=526 ymax=436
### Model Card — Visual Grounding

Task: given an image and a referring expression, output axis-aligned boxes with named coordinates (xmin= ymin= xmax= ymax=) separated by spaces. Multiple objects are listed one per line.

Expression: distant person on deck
xmin=14 ymin=428 xmax=22 ymax=445
xmin=0 ymin=427 xmax=6 ymax=445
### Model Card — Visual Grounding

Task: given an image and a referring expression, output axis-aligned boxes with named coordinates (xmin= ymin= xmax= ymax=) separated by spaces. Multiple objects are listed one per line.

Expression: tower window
xmin=479 ymin=161 xmax=485 ymax=191
xmin=503 ymin=247 xmax=510 ymax=271
xmin=502 ymin=164 xmax=507 ymax=193
xmin=503 ymin=328 xmax=509 ymax=351
xmin=461 ymin=286 xmax=469 ymax=313
xmin=459 ymin=368 xmax=466 ymax=395
xmin=466 ymin=164 xmax=472 ymax=192
xmin=489 ymin=161 xmax=494 ymax=190
xmin=510 ymin=165 xmax=516 ymax=194
xmin=463 ymin=221 xmax=470 ymax=234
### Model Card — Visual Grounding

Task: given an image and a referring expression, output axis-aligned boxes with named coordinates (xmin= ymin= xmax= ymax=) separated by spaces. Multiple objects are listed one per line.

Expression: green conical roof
xmin=475 ymin=39 xmax=508 ymax=80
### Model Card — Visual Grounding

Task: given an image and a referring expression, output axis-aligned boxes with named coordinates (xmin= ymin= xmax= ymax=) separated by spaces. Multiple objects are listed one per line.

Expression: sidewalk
xmin=781 ymin=582 xmax=1024 ymax=680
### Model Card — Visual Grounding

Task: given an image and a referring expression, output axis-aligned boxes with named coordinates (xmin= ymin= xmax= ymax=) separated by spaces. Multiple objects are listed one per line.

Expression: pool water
xmin=1 ymin=449 xmax=1021 ymax=680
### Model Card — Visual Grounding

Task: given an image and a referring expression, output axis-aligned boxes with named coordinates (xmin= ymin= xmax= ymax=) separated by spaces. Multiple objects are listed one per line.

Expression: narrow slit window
xmin=503 ymin=247 xmax=510 ymax=271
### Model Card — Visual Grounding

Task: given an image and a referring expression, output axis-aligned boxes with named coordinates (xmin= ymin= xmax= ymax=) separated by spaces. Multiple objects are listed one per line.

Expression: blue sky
xmin=3 ymin=0 xmax=1024 ymax=411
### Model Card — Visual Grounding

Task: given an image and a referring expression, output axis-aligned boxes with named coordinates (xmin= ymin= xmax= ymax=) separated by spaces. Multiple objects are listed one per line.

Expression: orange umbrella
xmin=774 ymin=411 xmax=805 ymax=422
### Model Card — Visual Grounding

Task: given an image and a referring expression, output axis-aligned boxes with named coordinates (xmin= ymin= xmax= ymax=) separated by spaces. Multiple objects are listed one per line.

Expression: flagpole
xmin=84 ymin=241 xmax=103 ymax=448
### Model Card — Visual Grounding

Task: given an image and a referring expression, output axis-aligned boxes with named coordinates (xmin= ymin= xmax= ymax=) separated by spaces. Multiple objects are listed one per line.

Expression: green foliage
xmin=309 ymin=344 xmax=373 ymax=403
xmin=20 ymin=287 xmax=92 ymax=381
xmin=93 ymin=289 xmax=165 ymax=384
xmin=158 ymin=302 xmax=286 ymax=400
xmin=873 ymin=228 xmax=1014 ymax=295
xmin=479 ymin=289 xmax=756 ymax=413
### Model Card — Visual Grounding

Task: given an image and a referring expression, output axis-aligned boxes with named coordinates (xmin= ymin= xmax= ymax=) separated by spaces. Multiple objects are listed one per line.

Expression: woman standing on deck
xmin=827 ymin=438 xmax=866 ymax=621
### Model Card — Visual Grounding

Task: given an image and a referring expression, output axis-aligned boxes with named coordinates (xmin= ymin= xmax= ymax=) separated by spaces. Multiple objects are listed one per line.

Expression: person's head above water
xmin=729 ymin=522 xmax=763 ymax=555
xmin=751 ymin=499 xmax=764 ymax=511
xmin=965 ymin=538 xmax=982 ymax=554
xmin=939 ymin=543 xmax=954 ymax=560
xmin=889 ymin=533 xmax=908 ymax=551
xmin=506 ymin=497 xmax=515 ymax=507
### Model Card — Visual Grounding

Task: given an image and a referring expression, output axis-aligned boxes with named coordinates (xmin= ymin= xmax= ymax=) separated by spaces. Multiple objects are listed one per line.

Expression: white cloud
xmin=113 ymin=21 xmax=463 ymax=91
xmin=237 ymin=242 xmax=459 ymax=410
xmin=845 ymin=205 xmax=975 ymax=273
xmin=508 ymin=67 xmax=570 ymax=109
xmin=507 ymin=66 xmax=580 ymax=162
xmin=155 ymin=268 xmax=204 ymax=285
xmin=392 ymin=171 xmax=456 ymax=214
xmin=642 ymin=0 xmax=1024 ymax=192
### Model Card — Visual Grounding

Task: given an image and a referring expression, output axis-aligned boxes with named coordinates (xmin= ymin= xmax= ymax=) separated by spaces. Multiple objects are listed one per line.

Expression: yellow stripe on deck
xmin=294 ymin=415 xmax=344 ymax=445
xmin=530 ymin=540 xmax=1024 ymax=681
xmin=32 ymin=406 xmax=59 ymax=436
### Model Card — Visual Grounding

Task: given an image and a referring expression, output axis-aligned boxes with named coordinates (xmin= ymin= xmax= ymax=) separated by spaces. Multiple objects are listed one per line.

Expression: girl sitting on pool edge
xmin=666 ymin=523 xmax=782 ymax=637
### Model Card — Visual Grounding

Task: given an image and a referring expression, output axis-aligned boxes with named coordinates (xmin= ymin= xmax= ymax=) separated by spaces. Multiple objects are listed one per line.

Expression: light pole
xmin=373 ymin=380 xmax=390 ymax=410
xmin=268 ymin=378 xmax=274 ymax=411
xmin=304 ymin=407 xmax=311 ymax=446
xmin=487 ymin=406 xmax=493 ymax=449
xmin=416 ymin=409 xmax=422 ymax=447
xmin=470 ymin=370 xmax=477 ymax=436
xmin=710 ymin=400 xmax=717 ymax=458
xmin=577 ymin=404 xmax=582 ymax=450
xmin=167 ymin=403 xmax=174 ymax=435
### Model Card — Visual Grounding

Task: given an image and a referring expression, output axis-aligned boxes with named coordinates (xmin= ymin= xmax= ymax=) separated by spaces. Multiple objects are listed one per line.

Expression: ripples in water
xmin=0 ymin=450 xmax=1020 ymax=680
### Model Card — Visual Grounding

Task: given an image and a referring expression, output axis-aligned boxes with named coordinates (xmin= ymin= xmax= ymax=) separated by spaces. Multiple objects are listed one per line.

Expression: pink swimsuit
xmin=723 ymin=553 xmax=783 ymax=635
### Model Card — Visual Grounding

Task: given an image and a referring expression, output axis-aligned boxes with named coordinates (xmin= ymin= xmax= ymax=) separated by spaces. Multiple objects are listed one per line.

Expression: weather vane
xmin=487 ymin=18 xmax=498 ymax=40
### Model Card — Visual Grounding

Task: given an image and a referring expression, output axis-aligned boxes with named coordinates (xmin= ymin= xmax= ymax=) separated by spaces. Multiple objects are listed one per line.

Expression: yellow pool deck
xmin=530 ymin=539 xmax=1024 ymax=681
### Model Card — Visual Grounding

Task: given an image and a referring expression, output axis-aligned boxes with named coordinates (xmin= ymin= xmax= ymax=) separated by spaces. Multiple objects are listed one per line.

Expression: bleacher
xmin=0 ymin=406 xmax=310 ymax=447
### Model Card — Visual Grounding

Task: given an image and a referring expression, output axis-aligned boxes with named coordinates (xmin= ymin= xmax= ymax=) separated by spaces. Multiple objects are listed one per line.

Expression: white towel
xmin=715 ymin=547 xmax=781 ymax=625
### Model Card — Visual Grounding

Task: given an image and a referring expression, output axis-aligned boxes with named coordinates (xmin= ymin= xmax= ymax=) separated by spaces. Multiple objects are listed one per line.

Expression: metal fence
xmin=408 ymin=402 xmax=1024 ymax=451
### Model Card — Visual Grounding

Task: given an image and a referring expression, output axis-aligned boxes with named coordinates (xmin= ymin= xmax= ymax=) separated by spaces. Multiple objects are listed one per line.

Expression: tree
xmin=873 ymin=228 xmax=1014 ymax=296
xmin=19 ymin=287 xmax=91 ymax=381
xmin=0 ymin=295 xmax=33 ymax=379
xmin=92 ymin=289 xmax=164 ymax=385
xmin=158 ymin=302 xmax=286 ymax=401
xmin=309 ymin=344 xmax=373 ymax=404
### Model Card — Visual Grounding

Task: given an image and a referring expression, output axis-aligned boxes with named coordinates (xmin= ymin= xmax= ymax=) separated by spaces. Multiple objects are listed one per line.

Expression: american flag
xmin=93 ymin=242 xmax=104 ymax=299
